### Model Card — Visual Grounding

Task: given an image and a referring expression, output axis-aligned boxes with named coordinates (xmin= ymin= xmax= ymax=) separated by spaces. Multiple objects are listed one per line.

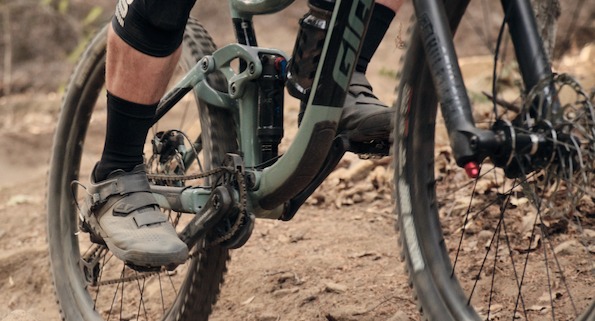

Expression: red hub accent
xmin=464 ymin=162 xmax=480 ymax=178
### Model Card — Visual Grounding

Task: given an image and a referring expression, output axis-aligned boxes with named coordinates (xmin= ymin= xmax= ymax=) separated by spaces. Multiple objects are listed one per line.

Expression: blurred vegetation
xmin=41 ymin=0 xmax=70 ymax=15
xmin=0 ymin=0 xmax=592 ymax=96
xmin=0 ymin=0 xmax=110 ymax=95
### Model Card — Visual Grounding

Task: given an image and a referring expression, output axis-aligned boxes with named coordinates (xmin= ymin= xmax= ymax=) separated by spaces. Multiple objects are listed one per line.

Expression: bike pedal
xmin=347 ymin=139 xmax=390 ymax=156
xmin=88 ymin=233 xmax=107 ymax=246
xmin=80 ymin=220 xmax=107 ymax=246
xmin=125 ymin=263 xmax=163 ymax=273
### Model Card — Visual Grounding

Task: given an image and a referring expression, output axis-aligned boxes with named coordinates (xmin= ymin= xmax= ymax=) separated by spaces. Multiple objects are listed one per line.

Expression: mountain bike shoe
xmin=81 ymin=164 xmax=188 ymax=268
xmin=338 ymin=71 xmax=393 ymax=143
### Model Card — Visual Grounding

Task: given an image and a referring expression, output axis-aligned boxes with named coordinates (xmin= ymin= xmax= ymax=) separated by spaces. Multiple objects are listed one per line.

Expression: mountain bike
xmin=46 ymin=0 xmax=594 ymax=320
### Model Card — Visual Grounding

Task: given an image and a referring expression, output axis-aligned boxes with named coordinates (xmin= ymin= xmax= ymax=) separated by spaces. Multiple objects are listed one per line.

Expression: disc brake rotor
xmin=520 ymin=73 xmax=595 ymax=219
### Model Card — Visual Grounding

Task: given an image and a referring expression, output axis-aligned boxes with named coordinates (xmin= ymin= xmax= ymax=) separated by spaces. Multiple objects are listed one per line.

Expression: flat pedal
xmin=348 ymin=139 xmax=390 ymax=156
xmin=125 ymin=263 xmax=164 ymax=273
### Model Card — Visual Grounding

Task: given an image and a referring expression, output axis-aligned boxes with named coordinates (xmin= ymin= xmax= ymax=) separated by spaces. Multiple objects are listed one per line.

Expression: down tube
xmin=251 ymin=0 xmax=375 ymax=215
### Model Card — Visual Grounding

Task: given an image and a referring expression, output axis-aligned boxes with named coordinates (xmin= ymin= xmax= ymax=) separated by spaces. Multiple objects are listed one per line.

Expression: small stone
xmin=300 ymin=293 xmax=318 ymax=305
xmin=1 ymin=310 xmax=39 ymax=321
xmin=6 ymin=195 xmax=36 ymax=207
xmin=553 ymin=240 xmax=585 ymax=256
xmin=257 ymin=312 xmax=279 ymax=321
xmin=272 ymin=287 xmax=299 ymax=297
xmin=385 ymin=311 xmax=411 ymax=321
xmin=477 ymin=230 xmax=493 ymax=245
xmin=324 ymin=282 xmax=347 ymax=293
xmin=325 ymin=308 xmax=360 ymax=321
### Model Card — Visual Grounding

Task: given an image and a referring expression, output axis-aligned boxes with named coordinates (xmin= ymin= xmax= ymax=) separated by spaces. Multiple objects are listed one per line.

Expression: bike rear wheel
xmin=393 ymin=1 xmax=595 ymax=320
xmin=47 ymin=18 xmax=237 ymax=321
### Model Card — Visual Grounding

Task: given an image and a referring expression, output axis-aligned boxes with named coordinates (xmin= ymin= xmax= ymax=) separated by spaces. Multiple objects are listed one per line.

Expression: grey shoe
xmin=82 ymin=164 xmax=188 ymax=267
xmin=338 ymin=71 xmax=393 ymax=142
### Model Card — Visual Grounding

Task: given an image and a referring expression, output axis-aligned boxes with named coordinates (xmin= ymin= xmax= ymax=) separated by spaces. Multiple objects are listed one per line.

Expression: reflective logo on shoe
xmin=115 ymin=0 xmax=135 ymax=27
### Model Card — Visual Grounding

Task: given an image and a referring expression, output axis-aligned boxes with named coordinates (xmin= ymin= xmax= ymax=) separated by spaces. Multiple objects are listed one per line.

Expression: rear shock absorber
xmin=258 ymin=54 xmax=287 ymax=162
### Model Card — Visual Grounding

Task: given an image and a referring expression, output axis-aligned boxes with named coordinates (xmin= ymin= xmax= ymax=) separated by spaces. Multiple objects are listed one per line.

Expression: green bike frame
xmin=152 ymin=0 xmax=375 ymax=219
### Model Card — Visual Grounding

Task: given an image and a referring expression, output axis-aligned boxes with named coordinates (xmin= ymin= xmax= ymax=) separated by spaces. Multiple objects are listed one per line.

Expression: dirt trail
xmin=0 ymin=92 xmax=415 ymax=320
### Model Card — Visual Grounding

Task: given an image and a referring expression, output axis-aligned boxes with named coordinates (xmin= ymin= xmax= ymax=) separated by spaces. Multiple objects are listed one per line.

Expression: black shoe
xmin=338 ymin=71 xmax=393 ymax=142
xmin=81 ymin=164 xmax=188 ymax=267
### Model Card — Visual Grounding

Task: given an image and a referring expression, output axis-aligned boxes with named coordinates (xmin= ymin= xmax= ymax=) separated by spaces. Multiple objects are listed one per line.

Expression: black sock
xmin=356 ymin=4 xmax=395 ymax=74
xmin=95 ymin=92 xmax=157 ymax=181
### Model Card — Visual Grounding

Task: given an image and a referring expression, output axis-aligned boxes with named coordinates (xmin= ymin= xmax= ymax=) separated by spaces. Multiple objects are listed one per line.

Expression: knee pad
xmin=113 ymin=0 xmax=197 ymax=57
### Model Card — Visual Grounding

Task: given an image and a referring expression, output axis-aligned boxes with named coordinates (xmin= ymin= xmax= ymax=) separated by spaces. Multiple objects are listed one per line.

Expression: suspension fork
xmin=412 ymin=0 xmax=558 ymax=173
xmin=412 ymin=0 xmax=480 ymax=169
xmin=500 ymin=0 xmax=559 ymax=117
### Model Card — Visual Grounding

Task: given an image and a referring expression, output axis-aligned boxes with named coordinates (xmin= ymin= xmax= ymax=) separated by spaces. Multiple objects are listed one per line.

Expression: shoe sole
xmin=104 ymin=237 xmax=189 ymax=268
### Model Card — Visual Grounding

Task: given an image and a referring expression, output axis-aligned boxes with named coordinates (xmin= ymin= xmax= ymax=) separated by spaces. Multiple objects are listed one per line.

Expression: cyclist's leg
xmin=97 ymin=0 xmax=195 ymax=179
xmin=95 ymin=27 xmax=181 ymax=180
xmin=83 ymin=0 xmax=198 ymax=268
xmin=377 ymin=0 xmax=404 ymax=12
xmin=355 ymin=0 xmax=404 ymax=74
xmin=338 ymin=0 xmax=404 ymax=142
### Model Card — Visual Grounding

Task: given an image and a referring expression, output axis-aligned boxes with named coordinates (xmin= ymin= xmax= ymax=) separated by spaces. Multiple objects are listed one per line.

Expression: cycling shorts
xmin=112 ymin=0 xmax=197 ymax=57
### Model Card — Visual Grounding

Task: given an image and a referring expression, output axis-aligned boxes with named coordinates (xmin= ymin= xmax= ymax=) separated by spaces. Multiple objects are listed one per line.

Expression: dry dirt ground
xmin=0 ymin=1 xmax=594 ymax=321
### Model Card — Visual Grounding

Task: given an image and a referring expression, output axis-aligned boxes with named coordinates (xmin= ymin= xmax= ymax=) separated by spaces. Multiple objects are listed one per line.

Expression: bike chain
xmin=89 ymin=165 xmax=248 ymax=287
xmin=146 ymin=164 xmax=248 ymax=247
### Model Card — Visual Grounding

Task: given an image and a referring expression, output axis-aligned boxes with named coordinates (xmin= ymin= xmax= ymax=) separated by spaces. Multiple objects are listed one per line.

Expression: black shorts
xmin=112 ymin=0 xmax=197 ymax=57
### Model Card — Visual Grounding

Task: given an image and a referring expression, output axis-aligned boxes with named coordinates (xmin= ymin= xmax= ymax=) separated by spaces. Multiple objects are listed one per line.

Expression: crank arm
xmin=179 ymin=186 xmax=234 ymax=248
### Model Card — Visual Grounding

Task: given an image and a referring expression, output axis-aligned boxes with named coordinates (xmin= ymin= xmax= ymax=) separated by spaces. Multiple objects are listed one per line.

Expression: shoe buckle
xmin=89 ymin=192 xmax=106 ymax=211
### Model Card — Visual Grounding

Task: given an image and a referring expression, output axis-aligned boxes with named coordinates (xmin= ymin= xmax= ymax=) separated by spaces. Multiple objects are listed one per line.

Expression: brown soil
xmin=0 ymin=1 xmax=594 ymax=321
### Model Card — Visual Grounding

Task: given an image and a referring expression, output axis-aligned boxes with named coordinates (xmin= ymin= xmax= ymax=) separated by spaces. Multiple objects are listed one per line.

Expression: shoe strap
xmin=349 ymin=72 xmax=374 ymax=92
xmin=133 ymin=211 xmax=168 ymax=228
xmin=113 ymin=192 xmax=160 ymax=216
xmin=90 ymin=171 xmax=152 ymax=210
xmin=112 ymin=192 xmax=166 ymax=228
xmin=90 ymin=180 xmax=165 ymax=228
xmin=347 ymin=72 xmax=385 ymax=107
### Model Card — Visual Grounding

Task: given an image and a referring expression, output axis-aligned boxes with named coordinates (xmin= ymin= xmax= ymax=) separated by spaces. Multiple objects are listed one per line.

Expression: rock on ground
xmin=1 ymin=311 xmax=39 ymax=321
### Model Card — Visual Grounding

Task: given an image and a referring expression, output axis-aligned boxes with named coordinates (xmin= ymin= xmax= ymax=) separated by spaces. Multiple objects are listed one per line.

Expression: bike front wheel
xmin=393 ymin=1 xmax=595 ymax=320
xmin=47 ymin=18 xmax=237 ymax=321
